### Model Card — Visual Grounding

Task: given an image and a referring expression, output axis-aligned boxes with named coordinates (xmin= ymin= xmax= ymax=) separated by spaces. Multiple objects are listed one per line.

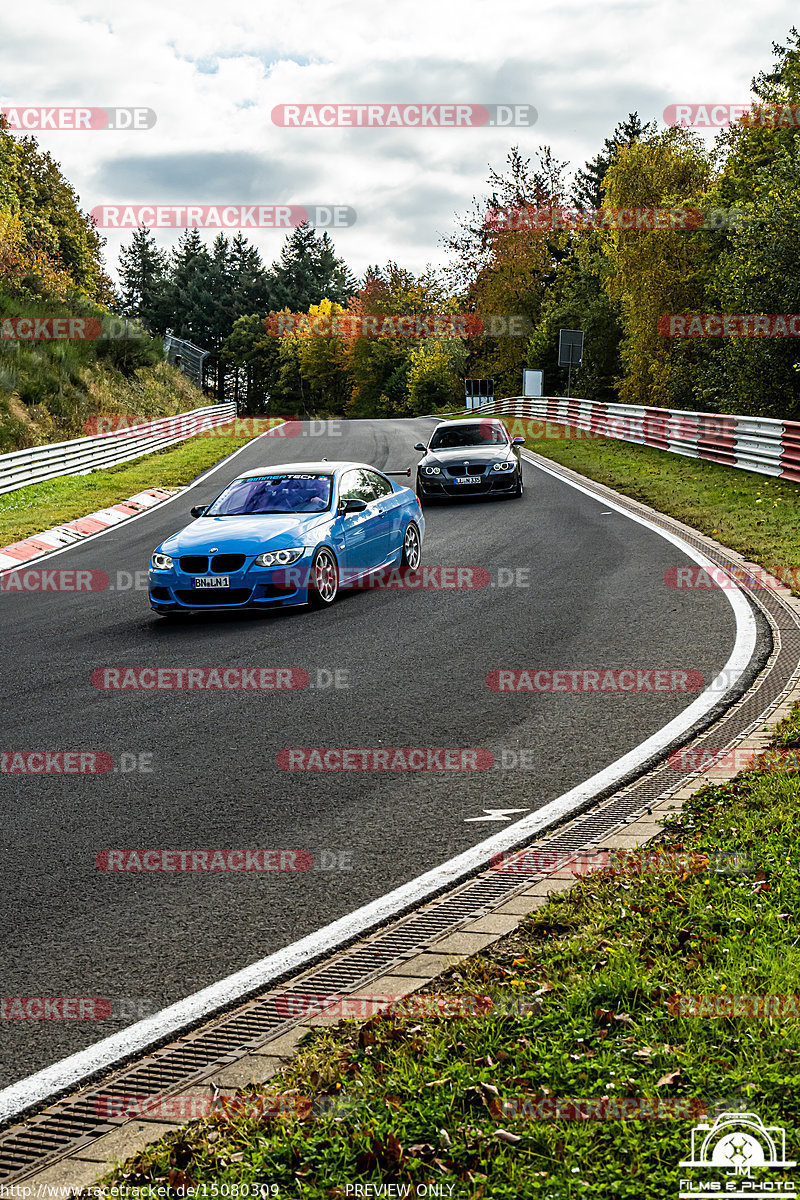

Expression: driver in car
xmin=305 ymin=478 xmax=329 ymax=510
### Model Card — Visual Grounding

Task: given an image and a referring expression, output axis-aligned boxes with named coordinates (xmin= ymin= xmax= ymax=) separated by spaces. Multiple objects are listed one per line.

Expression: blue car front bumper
xmin=149 ymin=561 xmax=310 ymax=611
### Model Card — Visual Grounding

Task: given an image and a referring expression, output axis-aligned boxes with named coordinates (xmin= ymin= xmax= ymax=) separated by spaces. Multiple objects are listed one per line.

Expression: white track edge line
xmin=0 ymin=446 xmax=758 ymax=1124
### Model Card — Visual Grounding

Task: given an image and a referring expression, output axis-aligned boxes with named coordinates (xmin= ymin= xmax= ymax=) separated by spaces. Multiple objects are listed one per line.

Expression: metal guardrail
xmin=163 ymin=332 xmax=210 ymax=388
xmin=0 ymin=403 xmax=236 ymax=497
xmin=455 ymin=396 xmax=800 ymax=483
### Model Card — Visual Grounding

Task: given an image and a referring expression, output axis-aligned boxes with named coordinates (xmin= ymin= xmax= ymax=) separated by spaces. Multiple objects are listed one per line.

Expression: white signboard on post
xmin=522 ymin=369 xmax=543 ymax=397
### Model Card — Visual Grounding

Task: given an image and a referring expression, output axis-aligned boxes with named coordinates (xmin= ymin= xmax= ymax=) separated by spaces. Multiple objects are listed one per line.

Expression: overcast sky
xmin=1 ymin=0 xmax=798 ymax=285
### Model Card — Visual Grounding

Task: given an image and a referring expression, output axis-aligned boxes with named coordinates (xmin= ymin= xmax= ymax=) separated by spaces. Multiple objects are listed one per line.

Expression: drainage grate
xmin=2 ymin=458 xmax=798 ymax=1183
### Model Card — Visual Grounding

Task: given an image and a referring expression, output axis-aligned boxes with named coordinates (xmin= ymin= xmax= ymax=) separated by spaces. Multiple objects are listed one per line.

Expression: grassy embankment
xmin=88 ymin=706 xmax=800 ymax=1198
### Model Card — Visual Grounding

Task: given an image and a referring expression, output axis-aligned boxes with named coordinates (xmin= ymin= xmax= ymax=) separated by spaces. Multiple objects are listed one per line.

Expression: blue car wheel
xmin=401 ymin=522 xmax=422 ymax=569
xmin=309 ymin=547 xmax=339 ymax=608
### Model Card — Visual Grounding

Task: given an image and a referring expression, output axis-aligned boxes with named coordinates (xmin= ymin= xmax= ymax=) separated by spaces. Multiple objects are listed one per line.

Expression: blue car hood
xmin=161 ymin=513 xmax=330 ymax=556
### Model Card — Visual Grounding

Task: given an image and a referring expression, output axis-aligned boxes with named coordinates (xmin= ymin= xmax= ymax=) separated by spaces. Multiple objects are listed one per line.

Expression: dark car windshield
xmin=429 ymin=424 xmax=509 ymax=449
xmin=205 ymin=473 xmax=333 ymax=515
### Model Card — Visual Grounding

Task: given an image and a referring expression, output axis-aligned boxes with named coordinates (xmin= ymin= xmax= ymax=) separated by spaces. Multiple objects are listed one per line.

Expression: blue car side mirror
xmin=190 ymin=505 xmax=208 ymax=518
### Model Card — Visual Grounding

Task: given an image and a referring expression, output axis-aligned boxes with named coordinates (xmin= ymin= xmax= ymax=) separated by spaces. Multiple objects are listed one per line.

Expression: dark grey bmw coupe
xmin=414 ymin=418 xmax=525 ymax=503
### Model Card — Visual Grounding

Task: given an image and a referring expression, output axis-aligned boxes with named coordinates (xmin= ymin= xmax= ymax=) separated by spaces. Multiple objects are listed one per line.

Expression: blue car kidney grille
xmin=180 ymin=555 xmax=209 ymax=573
xmin=211 ymin=554 xmax=246 ymax=572
xmin=178 ymin=554 xmax=246 ymax=573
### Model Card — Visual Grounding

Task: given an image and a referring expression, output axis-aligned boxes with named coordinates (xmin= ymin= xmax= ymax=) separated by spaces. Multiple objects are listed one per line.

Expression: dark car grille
xmin=448 ymin=463 xmax=487 ymax=476
xmin=180 ymin=555 xmax=209 ymax=573
xmin=179 ymin=554 xmax=247 ymax=574
xmin=176 ymin=589 xmax=252 ymax=606
xmin=211 ymin=553 xmax=246 ymax=572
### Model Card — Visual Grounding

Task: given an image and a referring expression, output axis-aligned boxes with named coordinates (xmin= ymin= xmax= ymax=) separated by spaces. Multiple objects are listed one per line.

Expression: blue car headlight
xmin=423 ymin=466 xmax=441 ymax=475
xmin=491 ymin=461 xmax=514 ymax=472
xmin=255 ymin=547 xmax=304 ymax=568
xmin=151 ymin=552 xmax=174 ymax=570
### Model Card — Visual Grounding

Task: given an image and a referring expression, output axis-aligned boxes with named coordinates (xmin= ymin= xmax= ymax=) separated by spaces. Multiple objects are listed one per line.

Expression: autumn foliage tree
xmin=600 ymin=129 xmax=712 ymax=406
xmin=0 ymin=117 xmax=112 ymax=302
xmin=443 ymin=147 xmax=571 ymax=395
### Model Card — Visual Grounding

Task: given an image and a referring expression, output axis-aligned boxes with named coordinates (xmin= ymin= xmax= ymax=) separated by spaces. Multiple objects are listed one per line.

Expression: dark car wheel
xmin=512 ymin=469 xmax=524 ymax=498
xmin=401 ymin=522 xmax=422 ymax=569
xmin=308 ymin=547 xmax=339 ymax=608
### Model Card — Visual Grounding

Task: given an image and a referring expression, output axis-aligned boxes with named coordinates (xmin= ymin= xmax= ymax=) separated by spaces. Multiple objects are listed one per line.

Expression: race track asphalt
xmin=0 ymin=417 xmax=744 ymax=1086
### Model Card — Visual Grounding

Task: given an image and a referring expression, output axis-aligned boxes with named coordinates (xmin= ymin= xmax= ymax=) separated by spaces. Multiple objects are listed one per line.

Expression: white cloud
xmin=0 ymin=0 xmax=796 ymax=281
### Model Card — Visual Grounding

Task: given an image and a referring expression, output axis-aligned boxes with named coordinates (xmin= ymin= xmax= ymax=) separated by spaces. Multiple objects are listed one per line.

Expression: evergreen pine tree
xmin=117 ymin=228 xmax=169 ymax=330
xmin=265 ymin=224 xmax=357 ymax=311
xmin=572 ymin=114 xmax=656 ymax=208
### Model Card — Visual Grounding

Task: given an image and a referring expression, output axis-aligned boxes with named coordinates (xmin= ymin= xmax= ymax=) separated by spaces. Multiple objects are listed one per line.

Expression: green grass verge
xmin=0 ymin=420 xmax=281 ymax=544
xmin=88 ymin=710 xmax=800 ymax=1198
xmin=524 ymin=430 xmax=800 ymax=592
xmin=441 ymin=412 xmax=800 ymax=593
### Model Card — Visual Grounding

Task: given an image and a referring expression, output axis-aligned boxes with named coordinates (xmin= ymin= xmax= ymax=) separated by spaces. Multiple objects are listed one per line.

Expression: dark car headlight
xmin=491 ymin=461 xmax=514 ymax=472
xmin=422 ymin=466 xmax=441 ymax=475
xmin=255 ymin=547 xmax=304 ymax=568
xmin=151 ymin=552 xmax=174 ymax=570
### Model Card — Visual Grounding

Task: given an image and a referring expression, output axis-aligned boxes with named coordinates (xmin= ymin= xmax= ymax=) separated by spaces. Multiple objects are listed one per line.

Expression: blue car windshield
xmin=205 ymin=474 xmax=333 ymax=515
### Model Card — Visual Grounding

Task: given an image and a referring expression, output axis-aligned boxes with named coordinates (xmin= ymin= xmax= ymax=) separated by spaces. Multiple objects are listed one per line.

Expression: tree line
xmin=4 ymin=27 xmax=800 ymax=422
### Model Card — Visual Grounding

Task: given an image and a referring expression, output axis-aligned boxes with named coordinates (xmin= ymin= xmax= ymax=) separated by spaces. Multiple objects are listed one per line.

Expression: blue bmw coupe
xmin=148 ymin=461 xmax=425 ymax=615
